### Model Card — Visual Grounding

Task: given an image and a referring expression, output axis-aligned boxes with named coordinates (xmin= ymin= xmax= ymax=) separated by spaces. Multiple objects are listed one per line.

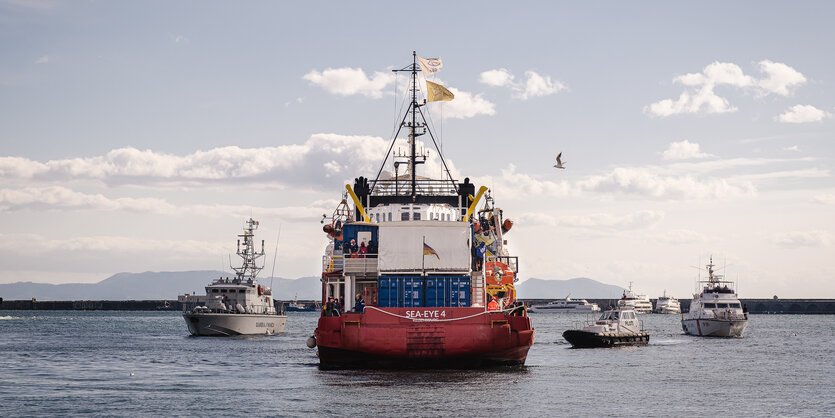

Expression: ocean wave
xmin=0 ymin=315 xmax=20 ymax=320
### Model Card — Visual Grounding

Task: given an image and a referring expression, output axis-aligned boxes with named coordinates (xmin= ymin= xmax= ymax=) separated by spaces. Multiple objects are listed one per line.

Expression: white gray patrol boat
xmin=179 ymin=218 xmax=287 ymax=336
xmin=681 ymin=257 xmax=748 ymax=337
xmin=562 ymin=307 xmax=649 ymax=348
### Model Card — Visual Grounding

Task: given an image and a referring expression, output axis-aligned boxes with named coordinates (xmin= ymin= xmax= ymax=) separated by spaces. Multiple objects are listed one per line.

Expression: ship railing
xmin=323 ymin=255 xmax=344 ymax=273
xmin=485 ymin=255 xmax=519 ymax=272
xmin=370 ymin=179 xmax=459 ymax=197
xmin=343 ymin=257 xmax=378 ymax=275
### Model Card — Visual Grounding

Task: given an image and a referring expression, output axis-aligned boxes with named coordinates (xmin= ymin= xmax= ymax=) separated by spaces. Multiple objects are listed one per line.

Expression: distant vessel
xmin=308 ymin=52 xmax=534 ymax=368
xmin=654 ymin=290 xmax=681 ymax=314
xmin=617 ymin=282 xmax=653 ymax=314
xmin=562 ymin=307 xmax=650 ymax=348
xmin=681 ymin=257 xmax=748 ymax=337
xmin=179 ymin=218 xmax=287 ymax=336
xmin=284 ymin=295 xmax=318 ymax=312
xmin=529 ymin=296 xmax=600 ymax=313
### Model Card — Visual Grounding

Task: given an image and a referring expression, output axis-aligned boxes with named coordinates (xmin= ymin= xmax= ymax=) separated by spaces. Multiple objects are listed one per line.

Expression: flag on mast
xmin=423 ymin=243 xmax=440 ymax=260
xmin=418 ymin=56 xmax=443 ymax=77
xmin=426 ymin=80 xmax=454 ymax=102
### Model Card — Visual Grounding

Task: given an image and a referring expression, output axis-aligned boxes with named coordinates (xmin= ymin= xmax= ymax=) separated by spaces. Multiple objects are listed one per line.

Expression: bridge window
xmin=401 ymin=212 xmax=410 ymax=221
xmin=704 ymin=303 xmax=717 ymax=308
xmin=413 ymin=212 xmax=421 ymax=220
xmin=388 ymin=213 xmax=392 ymax=222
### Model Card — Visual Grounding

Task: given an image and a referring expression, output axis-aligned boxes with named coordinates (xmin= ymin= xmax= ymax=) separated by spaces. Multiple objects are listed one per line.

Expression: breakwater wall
xmin=522 ymin=298 xmax=835 ymax=314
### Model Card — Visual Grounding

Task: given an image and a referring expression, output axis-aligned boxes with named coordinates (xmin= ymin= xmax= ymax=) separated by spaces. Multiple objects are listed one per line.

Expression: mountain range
xmin=0 ymin=271 xmax=321 ymax=301
xmin=0 ymin=272 xmax=626 ymax=301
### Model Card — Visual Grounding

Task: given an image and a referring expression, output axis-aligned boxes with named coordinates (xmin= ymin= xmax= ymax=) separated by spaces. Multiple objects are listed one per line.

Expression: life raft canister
xmin=484 ymin=261 xmax=514 ymax=285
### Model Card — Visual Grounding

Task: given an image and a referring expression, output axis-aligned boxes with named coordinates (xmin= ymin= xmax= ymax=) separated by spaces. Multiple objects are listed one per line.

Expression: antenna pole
xmin=410 ymin=51 xmax=418 ymax=198
xmin=270 ymin=225 xmax=281 ymax=290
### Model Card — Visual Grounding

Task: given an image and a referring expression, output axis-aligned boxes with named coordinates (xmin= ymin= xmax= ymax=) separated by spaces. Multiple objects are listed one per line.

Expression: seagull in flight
xmin=554 ymin=152 xmax=566 ymax=169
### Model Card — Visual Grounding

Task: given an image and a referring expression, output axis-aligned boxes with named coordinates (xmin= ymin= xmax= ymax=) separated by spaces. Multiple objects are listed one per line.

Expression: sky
xmin=1 ymin=1 xmax=833 ymax=298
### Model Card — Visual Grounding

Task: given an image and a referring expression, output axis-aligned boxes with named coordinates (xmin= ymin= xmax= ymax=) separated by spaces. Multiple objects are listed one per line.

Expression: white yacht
xmin=617 ymin=282 xmax=653 ymax=314
xmin=529 ymin=295 xmax=600 ymax=313
xmin=681 ymin=257 xmax=748 ymax=337
xmin=654 ymin=290 xmax=681 ymax=314
xmin=179 ymin=218 xmax=287 ymax=336
xmin=563 ymin=307 xmax=650 ymax=348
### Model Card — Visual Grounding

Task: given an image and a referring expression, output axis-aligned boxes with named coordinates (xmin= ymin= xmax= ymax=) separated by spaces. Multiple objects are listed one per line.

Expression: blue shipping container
xmin=449 ymin=276 xmax=471 ymax=307
xmin=377 ymin=277 xmax=401 ymax=308
xmin=425 ymin=277 xmax=447 ymax=307
xmin=402 ymin=277 xmax=424 ymax=308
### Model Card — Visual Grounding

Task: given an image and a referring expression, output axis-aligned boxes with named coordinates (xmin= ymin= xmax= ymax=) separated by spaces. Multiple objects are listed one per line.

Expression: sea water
xmin=0 ymin=311 xmax=832 ymax=417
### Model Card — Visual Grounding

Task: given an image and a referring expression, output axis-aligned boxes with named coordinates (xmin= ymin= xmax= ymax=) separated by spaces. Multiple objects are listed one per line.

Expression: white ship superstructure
xmin=681 ymin=257 xmax=748 ymax=337
xmin=529 ymin=296 xmax=600 ymax=313
xmin=180 ymin=218 xmax=287 ymax=336
xmin=617 ymin=282 xmax=653 ymax=314
xmin=654 ymin=290 xmax=681 ymax=314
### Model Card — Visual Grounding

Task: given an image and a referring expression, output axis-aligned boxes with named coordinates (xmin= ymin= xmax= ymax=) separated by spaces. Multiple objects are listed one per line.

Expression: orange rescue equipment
xmin=485 ymin=261 xmax=514 ymax=285
xmin=487 ymin=297 xmax=499 ymax=311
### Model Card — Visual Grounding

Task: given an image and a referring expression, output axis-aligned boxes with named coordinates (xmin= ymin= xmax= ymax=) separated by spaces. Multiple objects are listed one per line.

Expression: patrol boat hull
xmin=184 ymin=312 xmax=287 ymax=336
xmin=682 ymin=318 xmax=747 ymax=338
xmin=562 ymin=330 xmax=649 ymax=348
xmin=313 ymin=307 xmax=534 ymax=369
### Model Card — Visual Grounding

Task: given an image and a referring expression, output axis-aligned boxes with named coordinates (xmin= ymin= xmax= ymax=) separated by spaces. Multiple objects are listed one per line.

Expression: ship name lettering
xmin=405 ymin=310 xmax=447 ymax=319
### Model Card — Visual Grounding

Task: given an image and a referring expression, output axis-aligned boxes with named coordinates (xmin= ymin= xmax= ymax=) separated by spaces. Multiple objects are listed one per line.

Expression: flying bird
xmin=554 ymin=152 xmax=566 ymax=169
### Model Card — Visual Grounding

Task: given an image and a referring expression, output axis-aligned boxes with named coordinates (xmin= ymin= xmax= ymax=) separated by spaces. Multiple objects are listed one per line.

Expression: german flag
xmin=423 ymin=243 xmax=440 ymax=260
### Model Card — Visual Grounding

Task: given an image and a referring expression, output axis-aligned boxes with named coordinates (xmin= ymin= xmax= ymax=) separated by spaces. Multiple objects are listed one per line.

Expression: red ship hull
xmin=314 ymin=307 xmax=535 ymax=369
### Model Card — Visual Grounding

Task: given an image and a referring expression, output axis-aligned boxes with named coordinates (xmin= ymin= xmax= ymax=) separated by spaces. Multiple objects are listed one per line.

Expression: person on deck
xmin=487 ymin=295 xmax=499 ymax=311
xmin=358 ymin=241 xmax=367 ymax=258
xmin=325 ymin=297 xmax=337 ymax=317
xmin=367 ymin=240 xmax=378 ymax=258
xmin=355 ymin=293 xmax=365 ymax=313
xmin=347 ymin=239 xmax=359 ymax=257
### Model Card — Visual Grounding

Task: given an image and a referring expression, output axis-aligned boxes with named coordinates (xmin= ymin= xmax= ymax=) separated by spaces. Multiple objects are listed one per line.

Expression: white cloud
xmin=773 ymin=230 xmax=832 ymax=248
xmin=479 ymin=68 xmax=566 ymax=100
xmin=645 ymin=60 xmax=807 ymax=117
xmin=0 ymin=134 xmax=391 ymax=189
xmin=656 ymin=229 xmax=708 ymax=244
xmin=520 ymin=71 xmax=566 ymax=100
xmin=783 ymin=145 xmax=800 ymax=152
xmin=35 ymin=55 xmax=49 ymax=64
xmin=174 ymin=35 xmax=189 ymax=44
xmin=0 ymin=186 xmax=335 ymax=220
xmin=0 ymin=233 xmax=226 ymax=256
xmin=439 ymin=87 xmax=496 ymax=119
xmin=662 ymin=140 xmax=713 ymax=160
xmin=577 ymin=167 xmax=756 ymax=200
xmin=479 ymin=69 xmax=514 ymax=87
xmin=757 ymin=60 xmax=807 ymax=97
xmin=776 ymin=104 xmax=831 ymax=123
xmin=812 ymin=193 xmax=835 ymax=205
xmin=303 ymin=67 xmax=394 ymax=99
xmin=519 ymin=210 xmax=664 ymax=231
xmin=474 ymin=164 xmax=574 ymax=200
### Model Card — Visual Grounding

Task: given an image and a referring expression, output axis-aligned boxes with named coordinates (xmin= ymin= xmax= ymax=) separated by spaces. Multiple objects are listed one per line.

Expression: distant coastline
xmin=1 ymin=298 xmax=834 ymax=314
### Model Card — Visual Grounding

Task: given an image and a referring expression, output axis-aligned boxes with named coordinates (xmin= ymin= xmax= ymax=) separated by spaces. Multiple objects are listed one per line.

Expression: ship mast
xmin=371 ymin=51 xmax=457 ymax=200
xmin=232 ymin=218 xmax=265 ymax=283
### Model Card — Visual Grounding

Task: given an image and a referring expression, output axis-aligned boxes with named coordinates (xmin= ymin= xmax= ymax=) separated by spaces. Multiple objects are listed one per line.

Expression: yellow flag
xmin=426 ymin=80 xmax=454 ymax=102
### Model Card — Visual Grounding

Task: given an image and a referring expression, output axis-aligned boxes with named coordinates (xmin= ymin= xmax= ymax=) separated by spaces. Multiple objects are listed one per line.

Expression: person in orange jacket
xmin=487 ymin=295 xmax=499 ymax=311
